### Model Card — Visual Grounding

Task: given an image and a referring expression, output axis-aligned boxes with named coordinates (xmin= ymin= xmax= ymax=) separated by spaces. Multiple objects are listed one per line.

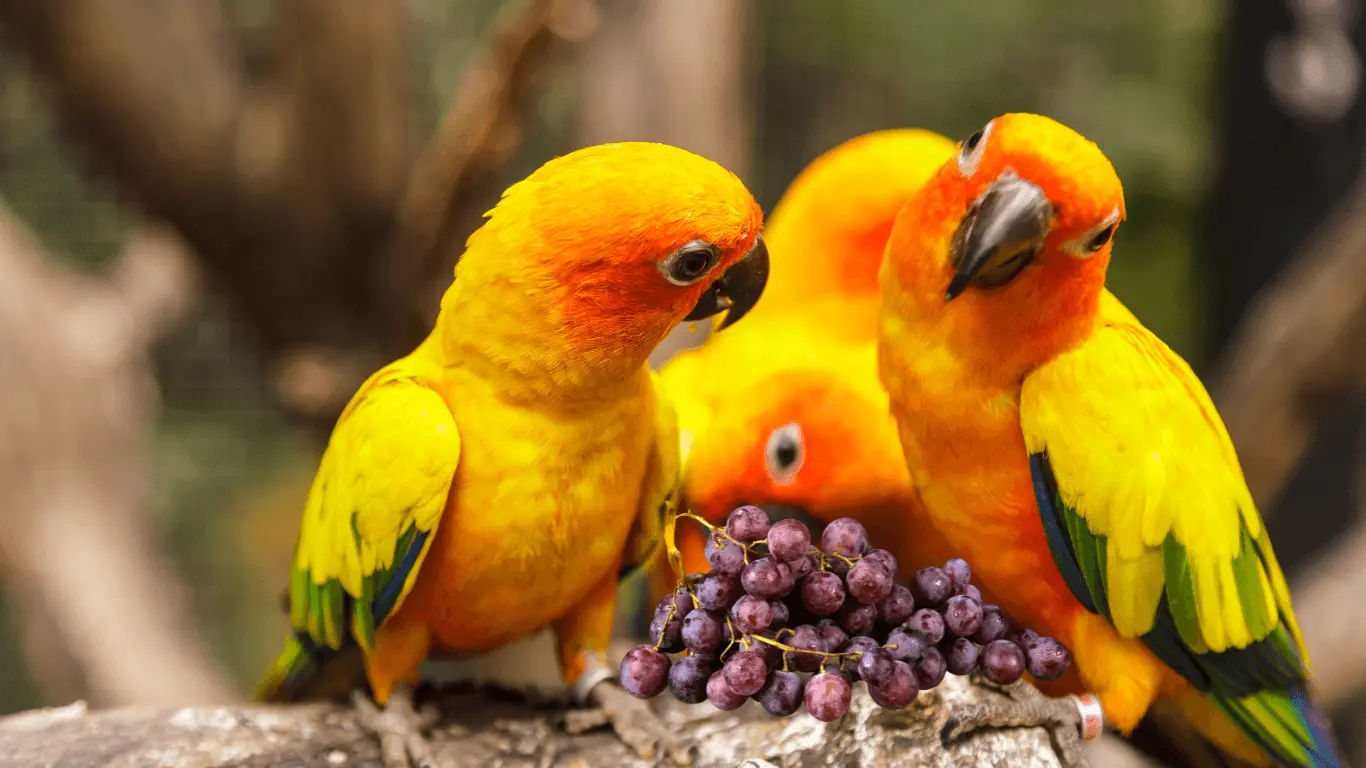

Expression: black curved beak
xmin=684 ymin=235 xmax=769 ymax=329
xmin=945 ymin=173 xmax=1052 ymax=301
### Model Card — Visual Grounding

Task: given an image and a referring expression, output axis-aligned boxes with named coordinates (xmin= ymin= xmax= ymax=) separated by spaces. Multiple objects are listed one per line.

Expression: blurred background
xmin=1 ymin=0 xmax=1365 ymax=764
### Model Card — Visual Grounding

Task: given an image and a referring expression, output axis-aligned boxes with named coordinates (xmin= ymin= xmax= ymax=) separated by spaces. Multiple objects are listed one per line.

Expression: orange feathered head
xmin=448 ymin=142 xmax=768 ymax=369
xmin=883 ymin=113 xmax=1125 ymax=372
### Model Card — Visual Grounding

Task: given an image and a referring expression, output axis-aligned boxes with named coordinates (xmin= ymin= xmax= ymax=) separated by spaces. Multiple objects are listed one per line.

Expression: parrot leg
xmin=351 ymin=686 xmax=440 ymax=768
xmin=939 ymin=680 xmax=1093 ymax=768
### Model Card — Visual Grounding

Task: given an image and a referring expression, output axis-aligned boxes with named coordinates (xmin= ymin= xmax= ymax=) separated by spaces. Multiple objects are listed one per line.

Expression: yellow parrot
xmin=654 ymin=130 xmax=957 ymax=599
xmin=877 ymin=113 xmax=1340 ymax=767
xmin=256 ymin=142 xmax=769 ymax=764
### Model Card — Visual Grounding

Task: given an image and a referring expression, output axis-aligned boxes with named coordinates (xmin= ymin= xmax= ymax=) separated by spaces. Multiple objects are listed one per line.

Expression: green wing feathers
xmin=1021 ymin=304 xmax=1338 ymax=767
xmin=257 ymin=366 xmax=460 ymax=701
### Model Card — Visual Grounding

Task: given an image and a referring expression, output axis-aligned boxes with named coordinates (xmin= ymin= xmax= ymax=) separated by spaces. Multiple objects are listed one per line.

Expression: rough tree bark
xmin=0 ymin=208 xmax=231 ymax=707
xmin=0 ymin=676 xmax=1085 ymax=768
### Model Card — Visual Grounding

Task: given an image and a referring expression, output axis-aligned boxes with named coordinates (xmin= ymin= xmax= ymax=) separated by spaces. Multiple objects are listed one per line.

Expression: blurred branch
xmin=0 ymin=205 xmax=232 ymax=706
xmin=0 ymin=0 xmax=585 ymax=433
xmin=1293 ymin=523 xmax=1366 ymax=711
xmin=382 ymin=0 xmax=597 ymax=348
xmin=0 ymin=677 xmax=1088 ymax=768
xmin=1211 ymin=177 xmax=1366 ymax=508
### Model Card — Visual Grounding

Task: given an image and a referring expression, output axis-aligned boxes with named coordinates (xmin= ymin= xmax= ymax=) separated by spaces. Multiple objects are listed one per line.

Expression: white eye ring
xmin=957 ymin=121 xmax=994 ymax=178
xmin=765 ymin=422 xmax=805 ymax=486
xmin=1062 ymin=207 xmax=1122 ymax=259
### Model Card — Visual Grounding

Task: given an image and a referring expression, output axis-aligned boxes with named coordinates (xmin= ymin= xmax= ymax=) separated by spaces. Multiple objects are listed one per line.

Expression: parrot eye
xmin=659 ymin=240 xmax=720 ymax=286
xmin=1062 ymin=207 xmax=1122 ymax=259
xmin=957 ymin=121 xmax=993 ymax=178
xmin=765 ymin=422 xmax=805 ymax=486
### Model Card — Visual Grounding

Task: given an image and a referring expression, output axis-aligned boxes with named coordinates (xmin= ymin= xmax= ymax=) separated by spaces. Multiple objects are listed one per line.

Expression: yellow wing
xmin=1019 ymin=297 xmax=1338 ymax=766
xmin=289 ymin=360 xmax=460 ymax=652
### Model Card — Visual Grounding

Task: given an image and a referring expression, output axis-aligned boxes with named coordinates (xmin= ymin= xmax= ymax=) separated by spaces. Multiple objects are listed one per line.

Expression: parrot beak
xmin=945 ymin=173 xmax=1052 ymax=301
xmin=685 ymin=234 xmax=770 ymax=329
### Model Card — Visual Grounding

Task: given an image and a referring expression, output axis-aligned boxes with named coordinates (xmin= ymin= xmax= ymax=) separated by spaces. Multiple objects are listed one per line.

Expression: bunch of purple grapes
xmin=620 ymin=507 xmax=1073 ymax=722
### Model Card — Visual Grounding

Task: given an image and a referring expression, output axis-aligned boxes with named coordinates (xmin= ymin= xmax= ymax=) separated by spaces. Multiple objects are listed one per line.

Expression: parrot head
xmin=883 ymin=113 xmax=1125 ymax=372
xmin=442 ymin=142 xmax=769 ymax=379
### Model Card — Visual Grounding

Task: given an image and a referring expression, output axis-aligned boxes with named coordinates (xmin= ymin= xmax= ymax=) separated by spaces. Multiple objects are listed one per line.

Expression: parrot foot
xmin=351 ymin=687 xmax=442 ymax=768
xmin=587 ymin=680 xmax=693 ymax=766
xmin=939 ymin=679 xmax=1092 ymax=768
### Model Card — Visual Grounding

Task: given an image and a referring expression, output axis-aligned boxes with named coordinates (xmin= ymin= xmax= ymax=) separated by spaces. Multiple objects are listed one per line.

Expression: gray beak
xmin=685 ymin=235 xmax=770 ymax=329
xmin=946 ymin=173 xmax=1052 ymax=301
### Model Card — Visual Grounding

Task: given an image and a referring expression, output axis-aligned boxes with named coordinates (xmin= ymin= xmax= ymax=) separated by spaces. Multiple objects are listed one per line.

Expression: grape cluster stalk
xmin=621 ymin=506 xmax=1074 ymax=721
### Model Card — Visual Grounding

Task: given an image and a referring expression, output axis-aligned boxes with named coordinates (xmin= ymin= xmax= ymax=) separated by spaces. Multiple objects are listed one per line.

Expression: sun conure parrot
xmin=652 ymin=129 xmax=957 ymax=602
xmin=255 ymin=141 xmax=769 ymax=763
xmin=876 ymin=112 xmax=1341 ymax=767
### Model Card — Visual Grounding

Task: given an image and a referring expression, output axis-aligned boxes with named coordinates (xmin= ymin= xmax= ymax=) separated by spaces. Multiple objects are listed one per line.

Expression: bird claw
xmin=352 ymin=687 xmax=442 ymax=768
xmin=588 ymin=681 xmax=694 ymax=766
xmin=940 ymin=679 xmax=1094 ymax=768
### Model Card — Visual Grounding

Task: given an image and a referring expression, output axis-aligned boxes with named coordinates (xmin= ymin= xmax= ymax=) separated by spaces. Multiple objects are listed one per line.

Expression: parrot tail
xmin=1204 ymin=687 xmax=1343 ymax=768
xmin=255 ymin=631 xmax=367 ymax=703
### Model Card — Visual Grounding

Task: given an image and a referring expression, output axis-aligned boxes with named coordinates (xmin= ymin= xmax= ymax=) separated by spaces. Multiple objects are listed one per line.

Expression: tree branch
xmin=0 ymin=205 xmax=232 ymax=707
xmin=1211 ymin=177 xmax=1366 ymax=509
xmin=0 ymin=677 xmax=1088 ymax=768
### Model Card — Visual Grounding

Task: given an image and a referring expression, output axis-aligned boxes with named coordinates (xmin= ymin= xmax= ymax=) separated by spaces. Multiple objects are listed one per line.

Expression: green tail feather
xmin=256 ymin=632 xmax=367 ymax=703
xmin=1210 ymin=687 xmax=1342 ymax=768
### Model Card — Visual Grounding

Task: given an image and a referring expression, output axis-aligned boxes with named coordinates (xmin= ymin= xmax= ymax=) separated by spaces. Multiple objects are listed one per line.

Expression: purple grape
xmin=620 ymin=645 xmax=669 ymax=698
xmin=726 ymin=505 xmax=770 ymax=543
xmin=1007 ymin=628 xmax=1040 ymax=653
xmin=695 ymin=572 xmax=740 ymax=612
xmin=906 ymin=608 xmax=945 ymax=645
xmin=742 ymin=557 xmax=792 ymax=600
xmin=787 ymin=624 xmax=826 ymax=673
xmin=868 ymin=660 xmax=919 ymax=709
xmin=659 ymin=590 xmax=693 ymax=619
xmin=973 ymin=605 xmax=1011 ymax=645
xmin=804 ymin=672 xmax=852 ymax=722
xmin=682 ymin=609 xmax=723 ymax=654
xmin=706 ymin=670 xmax=746 ymax=710
xmin=1025 ymin=637 xmax=1072 ymax=681
xmin=845 ymin=635 xmax=881 ymax=675
xmin=944 ymin=637 xmax=980 ymax=675
xmin=837 ymin=600 xmax=877 ymax=635
xmin=944 ymin=558 xmax=971 ymax=587
xmin=913 ymin=646 xmax=947 ymax=690
xmin=943 ymin=595 xmax=984 ymax=638
xmin=767 ymin=518 xmax=812 ymax=562
xmin=910 ymin=567 xmax=953 ymax=607
xmin=884 ymin=627 xmax=926 ymax=665
xmin=877 ymin=584 xmax=916 ymax=627
xmin=815 ymin=619 xmax=848 ymax=653
xmin=791 ymin=552 xmax=819 ymax=580
xmin=955 ymin=583 xmax=983 ymax=602
xmin=705 ymin=534 xmax=746 ymax=576
xmin=768 ymin=599 xmax=790 ymax=629
xmin=862 ymin=548 xmax=899 ymax=577
xmin=723 ymin=649 xmax=768 ymax=696
xmin=856 ymin=647 xmax=895 ymax=687
xmin=668 ymin=654 xmax=711 ymax=704
xmin=757 ymin=669 xmax=804 ymax=717
xmin=749 ymin=633 xmax=783 ymax=670
xmin=820 ymin=518 xmax=869 ymax=558
xmin=650 ymin=605 xmax=684 ymax=653
xmin=731 ymin=595 xmax=773 ymax=634
xmin=846 ymin=558 xmax=894 ymax=604
xmin=800 ymin=571 xmax=846 ymax=616
xmin=723 ymin=616 xmax=743 ymax=644
xmin=827 ymin=557 xmax=851 ymax=577
xmin=981 ymin=639 xmax=1026 ymax=685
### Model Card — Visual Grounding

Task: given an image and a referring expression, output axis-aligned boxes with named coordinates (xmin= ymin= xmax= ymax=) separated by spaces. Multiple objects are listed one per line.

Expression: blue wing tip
xmin=1290 ymin=687 xmax=1343 ymax=768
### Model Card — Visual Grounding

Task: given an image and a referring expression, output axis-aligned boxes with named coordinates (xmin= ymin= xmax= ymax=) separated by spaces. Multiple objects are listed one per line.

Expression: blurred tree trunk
xmin=576 ymin=0 xmax=753 ymax=369
xmin=1205 ymin=0 xmax=1366 ymax=567
xmin=0 ymin=210 xmax=232 ymax=706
